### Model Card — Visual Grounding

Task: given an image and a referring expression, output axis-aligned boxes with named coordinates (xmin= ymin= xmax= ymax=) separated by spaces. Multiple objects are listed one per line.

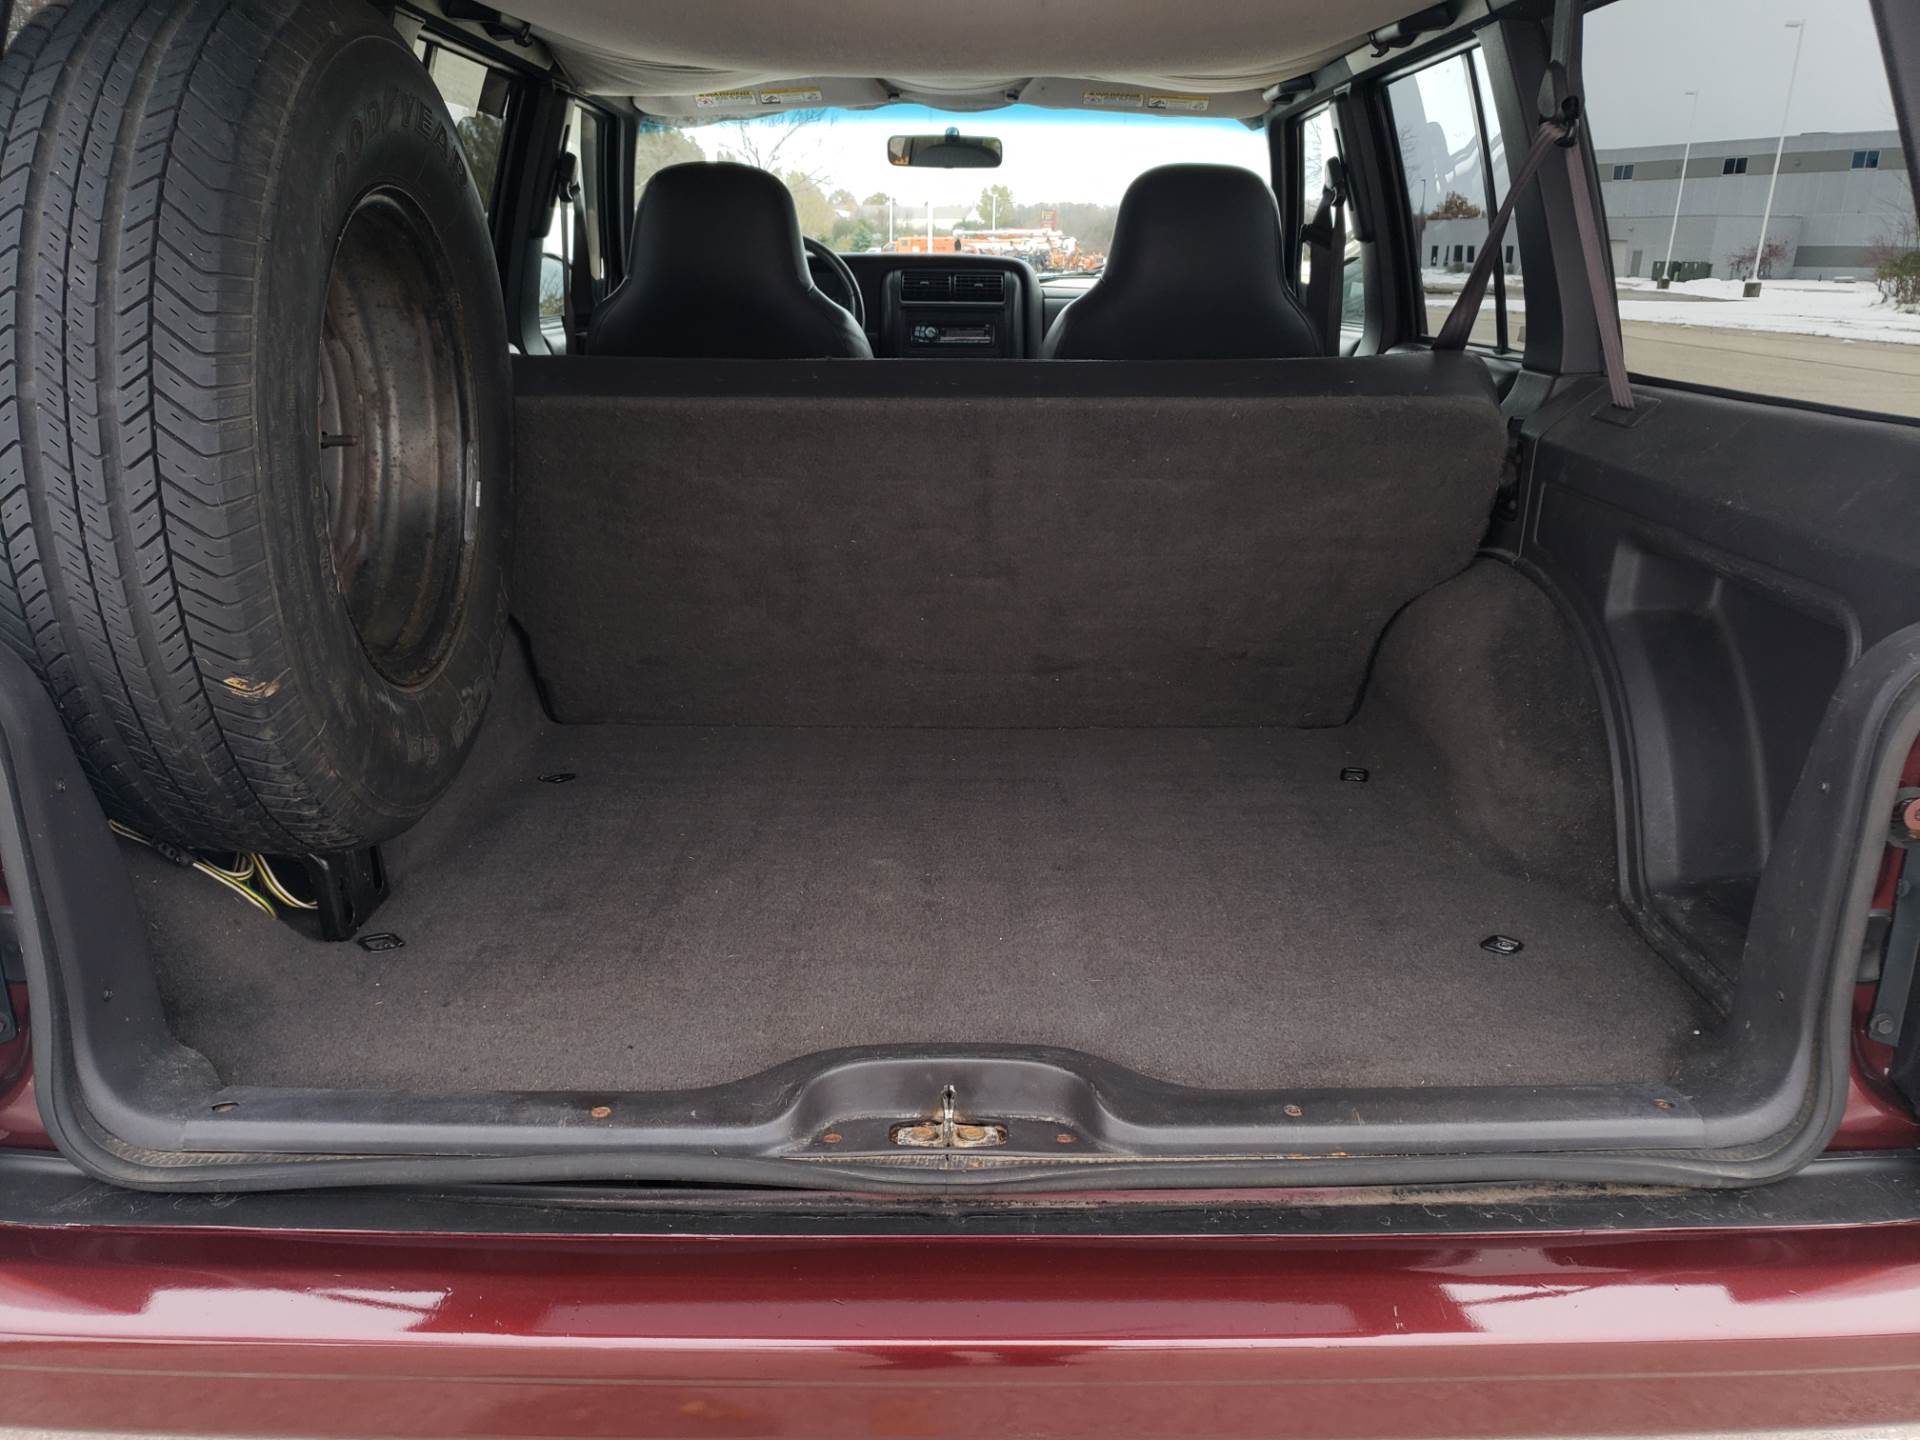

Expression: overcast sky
xmin=1584 ymin=0 xmax=1900 ymax=149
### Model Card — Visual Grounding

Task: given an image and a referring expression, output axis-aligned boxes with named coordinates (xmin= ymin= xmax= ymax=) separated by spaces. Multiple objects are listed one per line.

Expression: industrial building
xmin=1421 ymin=127 xmax=1913 ymax=282
xmin=1595 ymin=128 xmax=1911 ymax=280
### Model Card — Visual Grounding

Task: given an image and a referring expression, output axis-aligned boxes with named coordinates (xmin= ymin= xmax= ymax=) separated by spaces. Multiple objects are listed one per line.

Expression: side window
xmin=1386 ymin=48 xmax=1516 ymax=351
xmin=420 ymin=45 xmax=513 ymax=209
xmin=1298 ymin=107 xmax=1368 ymax=338
xmin=636 ymin=118 xmax=706 ymax=202
xmin=540 ymin=104 xmax=612 ymax=347
xmin=1585 ymin=0 xmax=1918 ymax=419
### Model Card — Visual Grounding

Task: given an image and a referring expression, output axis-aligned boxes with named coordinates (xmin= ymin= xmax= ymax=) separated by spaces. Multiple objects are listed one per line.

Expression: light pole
xmin=1746 ymin=20 xmax=1806 ymax=296
xmin=1658 ymin=89 xmax=1699 ymax=289
xmin=1417 ymin=178 xmax=1428 ymax=266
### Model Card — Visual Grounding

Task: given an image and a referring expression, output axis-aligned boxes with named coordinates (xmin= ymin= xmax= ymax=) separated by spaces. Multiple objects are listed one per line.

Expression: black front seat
xmin=1041 ymin=164 xmax=1322 ymax=361
xmin=588 ymin=162 xmax=871 ymax=359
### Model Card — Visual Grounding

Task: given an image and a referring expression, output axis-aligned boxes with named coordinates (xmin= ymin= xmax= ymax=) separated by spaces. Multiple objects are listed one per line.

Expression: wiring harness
xmin=107 ymin=821 xmax=318 ymax=920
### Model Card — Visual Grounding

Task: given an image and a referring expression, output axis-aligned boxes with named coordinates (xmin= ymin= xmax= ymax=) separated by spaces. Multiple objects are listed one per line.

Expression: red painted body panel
xmin=2 ymin=1222 xmax=1920 ymax=1437
xmin=1838 ymin=1064 xmax=1920 ymax=1149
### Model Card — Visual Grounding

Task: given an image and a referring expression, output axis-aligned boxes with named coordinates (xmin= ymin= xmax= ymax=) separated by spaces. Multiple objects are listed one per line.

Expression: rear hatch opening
xmin=1 ymin=0 xmax=1916 ymax=1198
xmin=6 ymin=360 xmax=1912 ymax=1194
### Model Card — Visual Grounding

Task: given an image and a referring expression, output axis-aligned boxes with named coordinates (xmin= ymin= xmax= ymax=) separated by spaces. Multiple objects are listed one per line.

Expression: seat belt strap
xmin=569 ymin=192 xmax=597 ymax=348
xmin=1301 ymin=155 xmax=1348 ymax=357
xmin=1432 ymin=117 xmax=1567 ymax=351
xmin=1562 ymin=138 xmax=1635 ymax=409
xmin=1433 ymin=0 xmax=1633 ymax=411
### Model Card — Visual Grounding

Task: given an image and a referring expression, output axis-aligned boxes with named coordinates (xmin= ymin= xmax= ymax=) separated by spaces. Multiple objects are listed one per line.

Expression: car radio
xmin=883 ymin=262 xmax=1025 ymax=358
xmin=909 ymin=320 xmax=998 ymax=349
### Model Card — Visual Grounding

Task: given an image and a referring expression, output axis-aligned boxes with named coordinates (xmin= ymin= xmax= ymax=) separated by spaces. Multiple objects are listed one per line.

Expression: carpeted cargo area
xmin=132 ymin=663 xmax=1709 ymax=1095
xmin=131 ymin=365 xmax=1710 ymax=1105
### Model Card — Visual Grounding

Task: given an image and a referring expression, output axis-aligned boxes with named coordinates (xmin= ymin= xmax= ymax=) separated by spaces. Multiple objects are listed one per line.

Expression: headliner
xmin=496 ymin=0 xmax=1425 ymax=119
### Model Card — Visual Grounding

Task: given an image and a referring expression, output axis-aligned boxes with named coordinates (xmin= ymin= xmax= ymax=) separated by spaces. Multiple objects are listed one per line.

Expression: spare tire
xmin=0 ymin=0 xmax=511 ymax=852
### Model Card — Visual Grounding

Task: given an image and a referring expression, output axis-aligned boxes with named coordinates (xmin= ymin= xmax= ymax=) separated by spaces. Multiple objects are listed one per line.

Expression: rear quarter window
xmin=418 ymin=43 xmax=514 ymax=209
xmin=1387 ymin=47 xmax=1518 ymax=353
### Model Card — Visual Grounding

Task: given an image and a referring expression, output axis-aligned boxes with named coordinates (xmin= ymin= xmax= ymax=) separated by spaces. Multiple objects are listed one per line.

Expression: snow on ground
xmin=1423 ymin=269 xmax=1920 ymax=346
xmin=1422 ymin=270 xmax=1531 ymax=316
xmin=1612 ymin=276 xmax=1920 ymax=346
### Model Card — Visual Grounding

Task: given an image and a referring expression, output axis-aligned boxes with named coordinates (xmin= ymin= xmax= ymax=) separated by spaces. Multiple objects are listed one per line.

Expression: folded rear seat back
xmin=512 ymin=353 xmax=1506 ymax=728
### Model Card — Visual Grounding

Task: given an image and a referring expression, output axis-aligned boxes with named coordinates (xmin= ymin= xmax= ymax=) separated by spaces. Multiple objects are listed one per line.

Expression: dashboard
xmin=840 ymin=254 xmax=1045 ymax=359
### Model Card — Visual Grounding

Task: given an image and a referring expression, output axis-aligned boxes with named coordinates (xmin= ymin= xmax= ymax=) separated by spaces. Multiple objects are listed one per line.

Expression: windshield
xmin=634 ymin=104 xmax=1270 ymax=276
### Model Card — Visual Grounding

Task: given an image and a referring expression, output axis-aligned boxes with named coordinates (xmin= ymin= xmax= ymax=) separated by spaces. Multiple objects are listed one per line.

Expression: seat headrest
xmin=627 ymin=161 xmax=811 ymax=288
xmin=1103 ymin=164 xmax=1285 ymax=293
xmin=1039 ymin=163 xmax=1322 ymax=361
xmin=587 ymin=162 xmax=872 ymax=359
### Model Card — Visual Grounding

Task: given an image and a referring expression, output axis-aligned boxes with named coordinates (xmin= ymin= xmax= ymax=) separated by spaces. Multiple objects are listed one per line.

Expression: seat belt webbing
xmin=1301 ymin=155 xmax=1348 ymax=357
xmin=569 ymin=194 xmax=597 ymax=348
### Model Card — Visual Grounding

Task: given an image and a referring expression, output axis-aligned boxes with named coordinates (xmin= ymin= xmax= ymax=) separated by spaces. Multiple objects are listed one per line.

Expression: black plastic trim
xmin=840 ymin=253 xmax=1042 ymax=359
xmin=395 ymin=2 xmax=553 ymax=79
xmin=1520 ymin=371 xmax=1920 ymax=1007
xmin=1869 ymin=0 xmax=1920 ymax=204
xmin=0 ymin=1147 xmax=1912 ymax=1238
xmin=1618 ymin=368 xmax=1920 ymax=432
xmin=510 ymin=352 xmax=1506 ymax=401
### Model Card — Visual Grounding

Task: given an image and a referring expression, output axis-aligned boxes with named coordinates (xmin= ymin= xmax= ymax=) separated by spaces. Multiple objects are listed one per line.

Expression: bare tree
xmin=634 ymin=123 xmax=704 ymax=198
xmin=1868 ymin=212 xmax=1920 ymax=311
xmin=1726 ymin=237 xmax=1791 ymax=281
xmin=1428 ymin=191 xmax=1484 ymax=221
xmin=714 ymin=109 xmax=834 ymax=187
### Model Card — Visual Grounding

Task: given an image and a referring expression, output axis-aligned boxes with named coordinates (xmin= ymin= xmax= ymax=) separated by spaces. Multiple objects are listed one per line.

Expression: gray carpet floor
xmin=135 ymin=702 xmax=1709 ymax=1095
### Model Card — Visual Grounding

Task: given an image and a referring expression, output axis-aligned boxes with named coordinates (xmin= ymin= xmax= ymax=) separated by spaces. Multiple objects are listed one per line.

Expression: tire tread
xmin=0 ymin=0 xmax=467 ymax=851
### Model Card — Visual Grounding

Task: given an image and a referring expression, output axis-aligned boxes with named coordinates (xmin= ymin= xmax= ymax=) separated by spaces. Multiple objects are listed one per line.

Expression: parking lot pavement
xmin=1424 ymin=304 xmax=1920 ymax=418
xmin=1616 ymin=320 xmax=1920 ymax=418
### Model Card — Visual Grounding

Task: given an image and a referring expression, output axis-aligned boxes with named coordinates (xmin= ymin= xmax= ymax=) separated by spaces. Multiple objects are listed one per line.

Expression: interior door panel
xmin=1514 ymin=379 xmax=1920 ymax=998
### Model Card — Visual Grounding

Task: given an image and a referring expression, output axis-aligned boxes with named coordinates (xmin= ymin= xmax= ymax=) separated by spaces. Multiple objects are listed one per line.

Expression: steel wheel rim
xmin=317 ymin=189 xmax=478 ymax=688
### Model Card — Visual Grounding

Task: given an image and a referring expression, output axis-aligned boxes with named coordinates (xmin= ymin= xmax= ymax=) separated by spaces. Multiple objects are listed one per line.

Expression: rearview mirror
xmin=887 ymin=129 xmax=1003 ymax=169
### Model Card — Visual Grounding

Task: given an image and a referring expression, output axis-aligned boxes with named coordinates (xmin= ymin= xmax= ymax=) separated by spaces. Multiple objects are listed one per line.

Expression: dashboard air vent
xmin=901 ymin=272 xmax=953 ymax=302
xmin=901 ymin=270 xmax=1008 ymax=304
xmin=951 ymin=271 xmax=1006 ymax=303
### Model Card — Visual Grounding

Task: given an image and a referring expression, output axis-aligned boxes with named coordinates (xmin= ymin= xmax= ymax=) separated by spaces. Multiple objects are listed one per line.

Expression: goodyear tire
xmin=0 ymin=0 xmax=511 ymax=851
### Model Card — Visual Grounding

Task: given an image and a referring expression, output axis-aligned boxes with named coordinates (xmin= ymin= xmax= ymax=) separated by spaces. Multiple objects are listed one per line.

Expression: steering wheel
xmin=803 ymin=237 xmax=866 ymax=331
